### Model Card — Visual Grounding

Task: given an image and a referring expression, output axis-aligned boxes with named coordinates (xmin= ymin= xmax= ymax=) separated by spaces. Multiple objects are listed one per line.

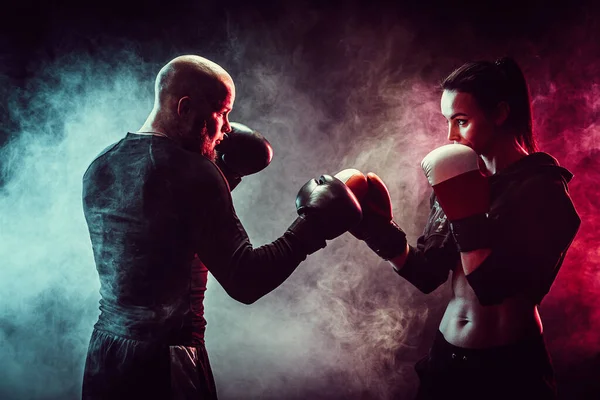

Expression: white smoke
xmin=1 ymin=3 xmax=598 ymax=399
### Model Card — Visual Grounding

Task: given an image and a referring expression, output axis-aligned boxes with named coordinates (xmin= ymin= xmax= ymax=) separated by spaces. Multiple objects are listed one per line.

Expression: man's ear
xmin=494 ymin=101 xmax=510 ymax=126
xmin=177 ymin=96 xmax=192 ymax=117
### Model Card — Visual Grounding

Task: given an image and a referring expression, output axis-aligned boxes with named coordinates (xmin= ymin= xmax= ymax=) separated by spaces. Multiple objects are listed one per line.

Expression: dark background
xmin=1 ymin=0 xmax=599 ymax=399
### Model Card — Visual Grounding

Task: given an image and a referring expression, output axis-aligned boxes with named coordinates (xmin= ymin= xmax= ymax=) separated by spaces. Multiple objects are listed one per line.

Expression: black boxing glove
xmin=215 ymin=122 xmax=273 ymax=191
xmin=287 ymin=175 xmax=363 ymax=254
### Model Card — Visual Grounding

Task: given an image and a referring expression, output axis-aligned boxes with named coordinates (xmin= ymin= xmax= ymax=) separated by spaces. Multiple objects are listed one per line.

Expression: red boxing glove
xmin=421 ymin=144 xmax=491 ymax=252
xmin=335 ymin=169 xmax=407 ymax=260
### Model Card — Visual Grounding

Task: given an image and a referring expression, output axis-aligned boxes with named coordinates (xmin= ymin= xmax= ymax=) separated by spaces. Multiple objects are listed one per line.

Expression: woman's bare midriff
xmin=439 ymin=262 xmax=543 ymax=349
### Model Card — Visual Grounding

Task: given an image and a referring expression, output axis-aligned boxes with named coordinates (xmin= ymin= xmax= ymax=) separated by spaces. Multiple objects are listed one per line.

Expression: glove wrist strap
xmin=288 ymin=216 xmax=327 ymax=255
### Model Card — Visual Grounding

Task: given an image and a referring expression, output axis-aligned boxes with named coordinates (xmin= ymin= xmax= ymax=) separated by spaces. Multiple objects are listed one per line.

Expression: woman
xmin=343 ymin=57 xmax=581 ymax=399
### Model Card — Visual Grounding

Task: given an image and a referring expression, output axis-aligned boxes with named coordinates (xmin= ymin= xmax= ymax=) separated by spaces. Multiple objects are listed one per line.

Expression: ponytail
xmin=494 ymin=57 xmax=537 ymax=153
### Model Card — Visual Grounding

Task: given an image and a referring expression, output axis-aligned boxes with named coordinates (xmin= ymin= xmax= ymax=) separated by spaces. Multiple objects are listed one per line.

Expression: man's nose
xmin=222 ymin=120 xmax=232 ymax=134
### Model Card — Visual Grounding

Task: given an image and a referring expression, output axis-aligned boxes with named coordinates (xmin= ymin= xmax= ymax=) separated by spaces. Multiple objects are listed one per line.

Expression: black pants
xmin=82 ymin=329 xmax=217 ymax=400
xmin=415 ymin=330 xmax=556 ymax=400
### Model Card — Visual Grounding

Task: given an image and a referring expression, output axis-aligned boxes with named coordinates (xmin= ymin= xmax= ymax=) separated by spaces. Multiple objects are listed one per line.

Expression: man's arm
xmin=185 ymin=158 xmax=360 ymax=305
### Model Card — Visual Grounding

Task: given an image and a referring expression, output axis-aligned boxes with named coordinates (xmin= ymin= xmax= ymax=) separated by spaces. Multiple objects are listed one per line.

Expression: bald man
xmin=81 ymin=55 xmax=361 ymax=399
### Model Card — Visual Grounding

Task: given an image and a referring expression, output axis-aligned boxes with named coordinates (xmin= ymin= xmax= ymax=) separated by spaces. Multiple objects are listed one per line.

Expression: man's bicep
xmin=183 ymin=163 xmax=252 ymax=285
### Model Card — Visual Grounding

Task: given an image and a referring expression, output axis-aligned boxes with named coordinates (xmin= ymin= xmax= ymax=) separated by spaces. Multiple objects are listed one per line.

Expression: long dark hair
xmin=441 ymin=57 xmax=537 ymax=154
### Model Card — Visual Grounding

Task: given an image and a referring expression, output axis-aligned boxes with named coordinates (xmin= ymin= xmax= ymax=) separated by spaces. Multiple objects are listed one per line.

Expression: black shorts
xmin=82 ymin=329 xmax=217 ymax=400
xmin=415 ymin=330 xmax=556 ymax=400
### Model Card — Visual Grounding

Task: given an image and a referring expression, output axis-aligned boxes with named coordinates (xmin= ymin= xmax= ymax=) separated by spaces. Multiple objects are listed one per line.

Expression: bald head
xmin=155 ymin=55 xmax=234 ymax=108
xmin=140 ymin=55 xmax=235 ymax=157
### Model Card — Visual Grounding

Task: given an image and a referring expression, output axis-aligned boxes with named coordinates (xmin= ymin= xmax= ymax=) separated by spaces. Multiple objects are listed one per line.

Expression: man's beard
xmin=181 ymin=126 xmax=217 ymax=161
xmin=198 ymin=123 xmax=219 ymax=161
xmin=200 ymin=135 xmax=217 ymax=161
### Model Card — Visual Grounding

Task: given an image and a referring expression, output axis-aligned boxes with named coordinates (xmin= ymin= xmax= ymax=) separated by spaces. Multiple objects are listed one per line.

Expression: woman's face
xmin=441 ymin=90 xmax=497 ymax=155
